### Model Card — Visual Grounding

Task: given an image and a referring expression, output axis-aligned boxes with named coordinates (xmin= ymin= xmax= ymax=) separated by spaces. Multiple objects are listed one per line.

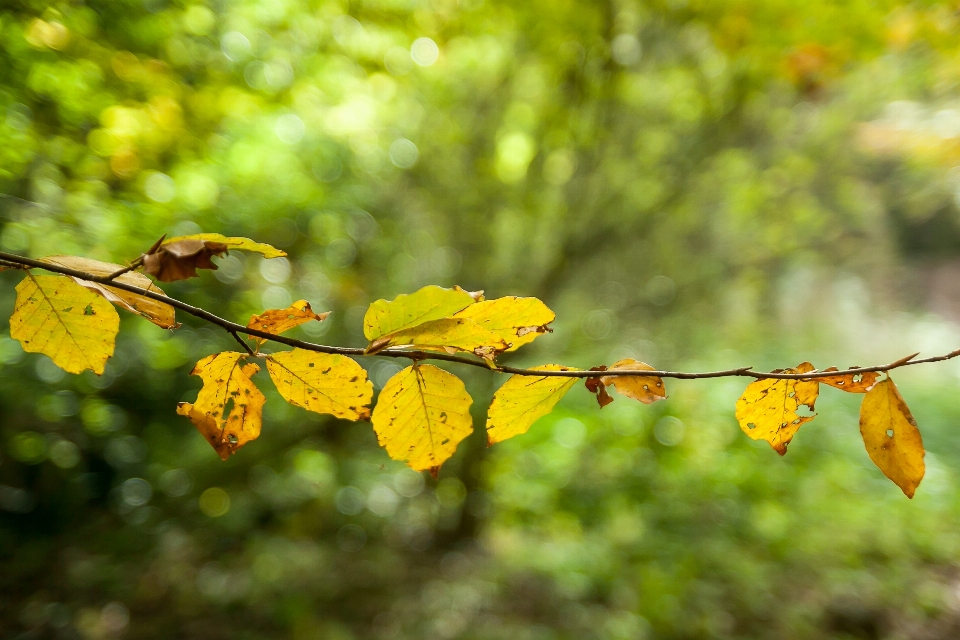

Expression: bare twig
xmin=0 ymin=250 xmax=956 ymax=381
xmin=229 ymin=330 xmax=256 ymax=356
xmin=104 ymin=256 xmax=145 ymax=281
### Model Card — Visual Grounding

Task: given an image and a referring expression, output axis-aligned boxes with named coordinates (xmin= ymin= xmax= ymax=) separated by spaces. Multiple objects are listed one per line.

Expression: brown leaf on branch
xmin=143 ymin=239 xmax=229 ymax=282
xmin=601 ymin=359 xmax=667 ymax=404
xmin=247 ymin=300 xmax=329 ymax=349
xmin=817 ymin=367 xmax=880 ymax=393
xmin=585 ymin=366 xmax=614 ymax=407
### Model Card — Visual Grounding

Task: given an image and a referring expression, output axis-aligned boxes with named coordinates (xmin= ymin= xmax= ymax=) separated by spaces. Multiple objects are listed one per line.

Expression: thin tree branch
xmin=1 ymin=250 xmax=957 ymax=380
xmin=229 ymin=330 xmax=256 ymax=356
xmin=104 ymin=256 xmax=144 ymax=281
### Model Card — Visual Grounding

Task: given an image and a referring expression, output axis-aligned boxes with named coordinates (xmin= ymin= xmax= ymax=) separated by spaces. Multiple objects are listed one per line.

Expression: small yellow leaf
xmin=10 ymin=274 xmax=119 ymax=375
xmin=266 ymin=349 xmax=372 ymax=420
xmin=163 ymin=233 xmax=286 ymax=258
xmin=452 ymin=296 xmax=555 ymax=351
xmin=859 ymin=377 xmax=925 ymax=498
xmin=177 ymin=351 xmax=266 ymax=460
xmin=363 ymin=285 xmax=479 ymax=341
xmin=42 ymin=255 xmax=178 ymax=329
xmin=247 ymin=300 xmax=329 ymax=349
xmin=366 ymin=317 xmax=508 ymax=358
xmin=600 ymin=359 xmax=666 ymax=404
xmin=735 ymin=362 xmax=819 ymax=455
xmin=486 ymin=365 xmax=579 ymax=445
xmin=371 ymin=364 xmax=473 ymax=474
xmin=817 ymin=367 xmax=880 ymax=393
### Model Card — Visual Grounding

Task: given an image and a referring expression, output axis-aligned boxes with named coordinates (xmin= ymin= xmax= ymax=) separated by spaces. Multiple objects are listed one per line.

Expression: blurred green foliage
xmin=5 ymin=0 xmax=960 ymax=638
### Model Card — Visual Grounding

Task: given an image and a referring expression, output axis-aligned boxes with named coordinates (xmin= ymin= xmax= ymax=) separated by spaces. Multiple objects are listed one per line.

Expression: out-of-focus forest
xmin=5 ymin=0 xmax=960 ymax=638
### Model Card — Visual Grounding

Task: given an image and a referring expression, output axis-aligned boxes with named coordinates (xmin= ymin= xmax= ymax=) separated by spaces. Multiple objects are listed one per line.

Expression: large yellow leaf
xmin=859 ymin=377 xmax=925 ymax=498
xmin=371 ymin=364 xmax=473 ymax=474
xmin=177 ymin=351 xmax=266 ymax=460
xmin=486 ymin=365 xmax=579 ymax=445
xmin=248 ymin=300 xmax=329 ymax=349
xmin=600 ymin=359 xmax=666 ymax=404
xmin=452 ymin=296 xmax=555 ymax=351
xmin=818 ymin=367 xmax=880 ymax=393
xmin=266 ymin=349 xmax=372 ymax=420
xmin=735 ymin=362 xmax=819 ymax=455
xmin=163 ymin=233 xmax=286 ymax=258
xmin=366 ymin=317 xmax=508 ymax=358
xmin=363 ymin=285 xmax=480 ymax=341
xmin=10 ymin=274 xmax=119 ymax=375
xmin=42 ymin=255 xmax=177 ymax=329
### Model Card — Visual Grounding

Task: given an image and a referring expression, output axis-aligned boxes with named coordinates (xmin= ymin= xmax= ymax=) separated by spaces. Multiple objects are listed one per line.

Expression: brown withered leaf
xmin=585 ymin=366 xmax=614 ymax=407
xmin=601 ymin=359 xmax=667 ymax=404
xmin=247 ymin=300 xmax=329 ymax=349
xmin=817 ymin=367 xmax=880 ymax=393
xmin=143 ymin=239 xmax=229 ymax=282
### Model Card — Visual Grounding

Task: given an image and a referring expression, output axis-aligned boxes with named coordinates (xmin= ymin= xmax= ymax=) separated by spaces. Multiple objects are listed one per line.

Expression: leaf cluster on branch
xmin=0 ymin=232 xmax=945 ymax=493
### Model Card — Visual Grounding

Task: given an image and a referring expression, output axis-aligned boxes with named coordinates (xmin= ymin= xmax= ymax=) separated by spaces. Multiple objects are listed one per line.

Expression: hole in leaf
xmin=787 ymin=391 xmax=796 ymax=398
xmin=222 ymin=397 xmax=235 ymax=420
xmin=853 ymin=374 xmax=863 ymax=382
xmin=83 ymin=304 xmax=94 ymax=315
xmin=747 ymin=422 xmax=757 ymax=430
xmin=228 ymin=433 xmax=238 ymax=444
xmin=886 ymin=429 xmax=894 ymax=438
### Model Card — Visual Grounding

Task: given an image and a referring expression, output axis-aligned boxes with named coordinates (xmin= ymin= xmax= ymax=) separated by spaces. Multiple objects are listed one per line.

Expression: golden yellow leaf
xmin=486 ymin=365 xmax=579 ymax=445
xmin=452 ymin=296 xmax=555 ymax=351
xmin=177 ymin=351 xmax=266 ymax=460
xmin=859 ymin=377 xmax=925 ymax=498
xmin=734 ymin=362 xmax=819 ymax=455
xmin=817 ymin=367 xmax=880 ymax=393
xmin=247 ymin=300 xmax=329 ymax=349
xmin=366 ymin=317 xmax=508 ymax=358
xmin=10 ymin=274 xmax=119 ymax=375
xmin=266 ymin=349 xmax=372 ymax=420
xmin=600 ymin=359 xmax=666 ymax=404
xmin=42 ymin=255 xmax=177 ymax=329
xmin=371 ymin=364 xmax=473 ymax=474
xmin=363 ymin=285 xmax=480 ymax=341
xmin=163 ymin=233 xmax=286 ymax=258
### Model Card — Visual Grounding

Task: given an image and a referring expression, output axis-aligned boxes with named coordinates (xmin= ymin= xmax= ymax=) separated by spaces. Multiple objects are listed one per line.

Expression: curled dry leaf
xmin=452 ymin=296 xmax=555 ymax=351
xmin=177 ymin=351 xmax=266 ymax=459
xmin=487 ymin=365 xmax=579 ymax=445
xmin=365 ymin=317 xmax=508 ymax=358
xmin=10 ymin=274 xmax=119 ymax=375
xmin=247 ymin=299 xmax=329 ymax=349
xmin=371 ymin=364 xmax=473 ymax=475
xmin=363 ymin=285 xmax=480 ymax=341
xmin=600 ymin=359 xmax=666 ymax=404
xmin=163 ymin=233 xmax=286 ymax=259
xmin=143 ymin=238 xmax=229 ymax=282
xmin=817 ymin=367 xmax=880 ymax=393
xmin=859 ymin=377 xmax=925 ymax=498
xmin=266 ymin=349 xmax=372 ymax=421
xmin=735 ymin=362 xmax=819 ymax=455
xmin=584 ymin=366 xmax=614 ymax=407
xmin=42 ymin=255 xmax=177 ymax=329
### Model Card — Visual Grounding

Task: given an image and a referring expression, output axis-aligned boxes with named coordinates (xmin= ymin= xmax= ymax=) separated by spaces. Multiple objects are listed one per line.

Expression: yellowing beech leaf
xmin=452 ymin=296 xmax=555 ymax=351
xmin=163 ymin=233 xmax=286 ymax=258
xmin=42 ymin=255 xmax=177 ymax=329
xmin=177 ymin=352 xmax=266 ymax=460
xmin=600 ymin=359 xmax=666 ymax=404
xmin=859 ymin=377 xmax=925 ymax=498
xmin=248 ymin=300 xmax=329 ymax=349
xmin=818 ymin=367 xmax=880 ymax=393
xmin=266 ymin=350 xmax=372 ymax=420
xmin=486 ymin=365 xmax=579 ymax=445
xmin=735 ymin=362 xmax=819 ymax=455
xmin=371 ymin=364 xmax=473 ymax=474
xmin=10 ymin=274 xmax=119 ymax=375
xmin=366 ymin=317 xmax=508 ymax=358
xmin=363 ymin=285 xmax=481 ymax=341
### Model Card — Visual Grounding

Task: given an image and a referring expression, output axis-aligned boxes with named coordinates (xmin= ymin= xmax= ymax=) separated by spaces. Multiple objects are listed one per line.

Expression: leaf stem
xmin=1 ymin=250 xmax=956 ymax=381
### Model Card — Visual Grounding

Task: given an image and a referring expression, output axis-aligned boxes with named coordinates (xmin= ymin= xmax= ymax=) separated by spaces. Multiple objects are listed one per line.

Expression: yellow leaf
xmin=600 ymin=359 xmax=666 ymax=404
xmin=452 ymin=296 xmax=555 ymax=351
xmin=859 ymin=377 xmax=925 ymax=498
xmin=42 ymin=255 xmax=177 ymax=329
xmin=363 ymin=285 xmax=480 ymax=341
xmin=163 ymin=233 xmax=286 ymax=258
xmin=266 ymin=349 xmax=372 ymax=420
xmin=366 ymin=317 xmax=508 ymax=358
xmin=371 ymin=364 xmax=473 ymax=474
xmin=247 ymin=300 xmax=329 ymax=349
xmin=818 ymin=367 xmax=880 ymax=393
xmin=177 ymin=351 xmax=266 ymax=460
xmin=734 ymin=362 xmax=819 ymax=455
xmin=10 ymin=274 xmax=119 ymax=375
xmin=486 ymin=365 xmax=579 ymax=445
